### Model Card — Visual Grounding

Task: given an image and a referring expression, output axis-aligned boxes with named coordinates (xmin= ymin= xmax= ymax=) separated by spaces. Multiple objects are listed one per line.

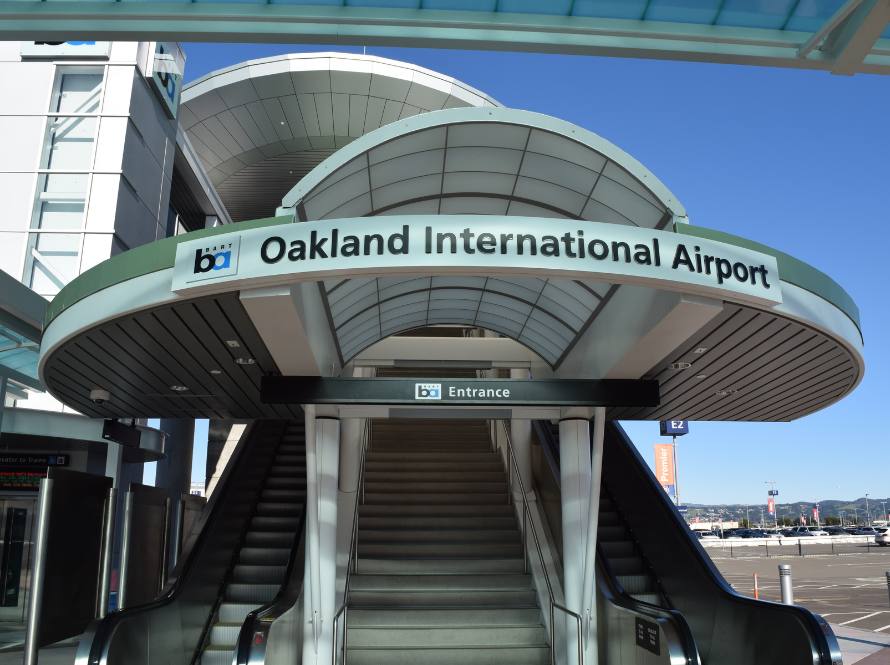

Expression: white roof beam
xmin=557 ymin=286 xmax=723 ymax=380
xmin=240 ymin=284 xmax=342 ymax=376
xmin=353 ymin=336 xmax=545 ymax=369
xmin=815 ymin=0 xmax=890 ymax=75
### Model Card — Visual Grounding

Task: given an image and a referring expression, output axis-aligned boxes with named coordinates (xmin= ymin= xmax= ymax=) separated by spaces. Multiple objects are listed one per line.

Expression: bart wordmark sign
xmin=172 ymin=216 xmax=782 ymax=306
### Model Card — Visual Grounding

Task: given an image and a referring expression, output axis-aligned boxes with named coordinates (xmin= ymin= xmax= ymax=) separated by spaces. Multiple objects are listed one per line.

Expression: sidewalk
xmin=834 ymin=624 xmax=890 ymax=664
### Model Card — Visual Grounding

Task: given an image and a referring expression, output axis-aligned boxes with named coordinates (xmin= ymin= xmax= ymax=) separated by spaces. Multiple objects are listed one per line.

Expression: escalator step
xmin=617 ymin=574 xmax=654 ymax=595
xmin=598 ymin=511 xmax=621 ymax=526
xmin=250 ymin=515 xmax=301 ymax=531
xmin=266 ymin=475 xmax=306 ymax=490
xmin=239 ymin=547 xmax=291 ymax=565
xmin=256 ymin=502 xmax=303 ymax=516
xmin=600 ymin=541 xmax=635 ymax=557
xmin=606 ymin=556 xmax=645 ymax=575
xmin=245 ymin=531 xmax=295 ymax=548
xmin=598 ymin=526 xmax=629 ymax=541
xmin=232 ymin=564 xmax=288 ymax=584
xmin=209 ymin=622 xmax=242 ymax=647
xmin=261 ymin=489 xmax=305 ymax=501
xmin=226 ymin=583 xmax=279 ymax=603
xmin=199 ymin=646 xmax=235 ymax=665
xmin=218 ymin=602 xmax=260 ymax=623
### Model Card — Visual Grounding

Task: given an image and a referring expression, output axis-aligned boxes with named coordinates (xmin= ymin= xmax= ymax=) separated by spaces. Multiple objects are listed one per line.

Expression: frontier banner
xmin=654 ymin=443 xmax=676 ymax=500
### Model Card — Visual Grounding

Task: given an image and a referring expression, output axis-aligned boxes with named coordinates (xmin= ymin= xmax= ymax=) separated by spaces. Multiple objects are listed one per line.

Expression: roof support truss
xmin=1 ymin=3 xmax=889 ymax=75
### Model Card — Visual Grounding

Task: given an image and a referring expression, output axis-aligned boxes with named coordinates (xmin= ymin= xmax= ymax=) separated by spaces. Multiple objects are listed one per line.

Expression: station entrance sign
xmin=173 ymin=216 xmax=782 ymax=306
xmin=261 ymin=377 xmax=659 ymax=407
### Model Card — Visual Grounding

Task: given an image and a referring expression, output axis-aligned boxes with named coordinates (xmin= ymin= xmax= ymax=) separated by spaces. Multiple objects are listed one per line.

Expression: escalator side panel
xmin=78 ymin=421 xmax=297 ymax=665
xmin=603 ymin=422 xmax=840 ymax=665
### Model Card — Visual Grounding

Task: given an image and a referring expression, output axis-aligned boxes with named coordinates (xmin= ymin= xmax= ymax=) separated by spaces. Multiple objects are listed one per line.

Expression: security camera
xmin=90 ymin=388 xmax=111 ymax=405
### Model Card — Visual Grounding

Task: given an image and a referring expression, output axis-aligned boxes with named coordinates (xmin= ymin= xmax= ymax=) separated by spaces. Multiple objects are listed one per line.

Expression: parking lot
xmin=712 ymin=548 xmax=890 ymax=632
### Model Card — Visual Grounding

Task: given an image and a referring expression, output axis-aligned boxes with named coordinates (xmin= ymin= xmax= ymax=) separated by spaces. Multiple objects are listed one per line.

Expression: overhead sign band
xmin=172 ymin=216 xmax=783 ymax=306
xmin=261 ymin=377 xmax=659 ymax=407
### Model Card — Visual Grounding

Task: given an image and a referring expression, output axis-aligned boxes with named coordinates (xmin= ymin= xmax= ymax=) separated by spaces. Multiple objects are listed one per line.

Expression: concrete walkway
xmin=834 ymin=624 xmax=890 ymax=664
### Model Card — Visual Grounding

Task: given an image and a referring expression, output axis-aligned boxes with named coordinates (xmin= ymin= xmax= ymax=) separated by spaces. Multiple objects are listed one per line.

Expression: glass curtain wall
xmin=24 ymin=68 xmax=104 ymax=298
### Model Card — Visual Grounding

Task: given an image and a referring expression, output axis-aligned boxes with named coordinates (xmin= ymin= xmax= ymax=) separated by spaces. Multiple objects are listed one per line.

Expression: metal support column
xmin=580 ymin=406 xmax=605 ymax=665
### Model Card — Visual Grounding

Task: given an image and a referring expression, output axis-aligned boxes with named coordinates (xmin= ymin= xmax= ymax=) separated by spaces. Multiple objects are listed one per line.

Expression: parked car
xmin=823 ymin=526 xmax=847 ymax=536
xmin=807 ymin=527 xmax=829 ymax=536
xmin=700 ymin=532 xmax=720 ymax=541
xmin=875 ymin=528 xmax=890 ymax=547
xmin=787 ymin=526 xmax=815 ymax=537
xmin=762 ymin=529 xmax=784 ymax=539
xmin=854 ymin=526 xmax=879 ymax=536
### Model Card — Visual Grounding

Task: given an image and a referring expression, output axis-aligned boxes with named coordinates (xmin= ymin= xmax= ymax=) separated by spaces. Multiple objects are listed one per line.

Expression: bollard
xmin=754 ymin=573 xmax=760 ymax=600
xmin=886 ymin=572 xmax=890 ymax=608
xmin=779 ymin=564 xmax=794 ymax=605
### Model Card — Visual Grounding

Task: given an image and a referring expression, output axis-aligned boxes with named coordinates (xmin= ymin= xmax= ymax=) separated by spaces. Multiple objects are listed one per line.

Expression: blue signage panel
xmin=660 ymin=420 xmax=689 ymax=436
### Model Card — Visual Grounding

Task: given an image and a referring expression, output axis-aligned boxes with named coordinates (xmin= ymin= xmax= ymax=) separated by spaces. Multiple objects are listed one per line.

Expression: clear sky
xmin=177 ymin=42 xmax=889 ymax=507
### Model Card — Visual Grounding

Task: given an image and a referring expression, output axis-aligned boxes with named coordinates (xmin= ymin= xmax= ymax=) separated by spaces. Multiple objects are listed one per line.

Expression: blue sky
xmin=176 ymin=43 xmax=889 ymax=506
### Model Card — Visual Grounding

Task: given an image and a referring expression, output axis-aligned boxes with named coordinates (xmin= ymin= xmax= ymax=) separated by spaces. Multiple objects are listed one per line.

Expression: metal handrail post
xmin=117 ymin=489 xmax=135 ymax=610
xmin=333 ymin=417 xmax=372 ymax=665
xmin=98 ymin=486 xmax=117 ymax=618
xmin=24 ymin=477 xmax=53 ymax=665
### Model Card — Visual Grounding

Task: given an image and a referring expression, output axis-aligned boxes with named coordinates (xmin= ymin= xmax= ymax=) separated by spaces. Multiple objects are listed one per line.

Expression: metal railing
xmin=495 ymin=420 xmax=584 ymax=665
xmin=331 ymin=417 xmax=372 ymax=665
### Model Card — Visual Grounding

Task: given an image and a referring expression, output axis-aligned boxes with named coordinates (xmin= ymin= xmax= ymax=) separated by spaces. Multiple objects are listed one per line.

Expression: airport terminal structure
xmin=0 ymin=5 xmax=882 ymax=664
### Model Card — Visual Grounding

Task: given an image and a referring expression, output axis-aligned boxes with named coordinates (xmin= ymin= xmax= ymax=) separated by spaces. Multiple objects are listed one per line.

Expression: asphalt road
xmin=711 ymin=548 xmax=890 ymax=632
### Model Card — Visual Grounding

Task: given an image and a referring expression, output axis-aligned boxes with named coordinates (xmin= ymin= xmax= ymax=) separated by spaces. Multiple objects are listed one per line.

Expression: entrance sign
xmin=172 ymin=216 xmax=782 ymax=306
xmin=261 ymin=377 xmax=659 ymax=407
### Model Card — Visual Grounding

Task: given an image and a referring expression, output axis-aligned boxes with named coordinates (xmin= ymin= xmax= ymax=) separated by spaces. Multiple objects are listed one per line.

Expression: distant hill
xmin=684 ymin=497 xmax=889 ymax=525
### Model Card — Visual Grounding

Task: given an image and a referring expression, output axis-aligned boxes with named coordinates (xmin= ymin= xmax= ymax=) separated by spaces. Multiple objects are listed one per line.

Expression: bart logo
xmin=188 ymin=238 xmax=240 ymax=282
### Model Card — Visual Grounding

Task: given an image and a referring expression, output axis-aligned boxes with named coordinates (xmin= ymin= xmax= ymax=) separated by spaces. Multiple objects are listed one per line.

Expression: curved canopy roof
xmin=282 ymin=107 xmax=683 ymax=225
xmin=181 ymin=53 xmax=498 ymax=222
xmin=279 ymin=107 xmax=683 ymax=365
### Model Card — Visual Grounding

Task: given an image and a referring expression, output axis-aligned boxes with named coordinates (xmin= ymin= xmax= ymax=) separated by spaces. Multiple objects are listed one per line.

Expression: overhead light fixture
xmin=225 ymin=340 xmax=240 ymax=348
xmin=693 ymin=347 xmax=708 ymax=354
xmin=670 ymin=362 xmax=692 ymax=370
xmin=209 ymin=369 xmax=222 ymax=375
xmin=715 ymin=388 xmax=738 ymax=397
xmin=235 ymin=357 xmax=256 ymax=365
xmin=695 ymin=374 xmax=708 ymax=380
xmin=170 ymin=385 xmax=189 ymax=392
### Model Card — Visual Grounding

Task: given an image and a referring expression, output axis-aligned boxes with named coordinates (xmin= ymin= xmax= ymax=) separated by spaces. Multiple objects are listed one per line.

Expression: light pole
xmin=866 ymin=494 xmax=871 ymax=526
xmin=840 ymin=510 xmax=845 ymax=527
xmin=882 ymin=501 xmax=887 ymax=524
xmin=745 ymin=504 xmax=750 ymax=527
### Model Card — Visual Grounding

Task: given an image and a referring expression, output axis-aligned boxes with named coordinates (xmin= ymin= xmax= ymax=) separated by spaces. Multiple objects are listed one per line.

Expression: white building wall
xmin=0 ymin=40 xmax=181 ymax=411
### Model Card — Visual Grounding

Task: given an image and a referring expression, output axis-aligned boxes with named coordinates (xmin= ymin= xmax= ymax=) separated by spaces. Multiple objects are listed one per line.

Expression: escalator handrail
xmin=81 ymin=420 xmax=265 ymax=663
xmin=606 ymin=420 xmax=842 ymax=665
xmin=533 ymin=419 xmax=701 ymax=665
xmin=190 ymin=421 xmax=290 ymax=664
xmin=234 ymin=508 xmax=307 ymax=665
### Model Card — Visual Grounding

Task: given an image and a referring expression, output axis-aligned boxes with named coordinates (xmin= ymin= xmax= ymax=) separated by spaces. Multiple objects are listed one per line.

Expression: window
xmin=24 ymin=68 xmax=103 ymax=297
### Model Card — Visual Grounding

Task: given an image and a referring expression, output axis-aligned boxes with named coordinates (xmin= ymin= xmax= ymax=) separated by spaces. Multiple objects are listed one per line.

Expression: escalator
xmin=536 ymin=419 xmax=842 ymax=665
xmin=76 ymin=420 xmax=307 ymax=665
